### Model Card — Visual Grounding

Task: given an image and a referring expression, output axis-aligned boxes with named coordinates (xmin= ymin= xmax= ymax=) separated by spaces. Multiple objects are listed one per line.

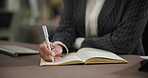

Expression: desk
xmin=0 ymin=41 xmax=147 ymax=78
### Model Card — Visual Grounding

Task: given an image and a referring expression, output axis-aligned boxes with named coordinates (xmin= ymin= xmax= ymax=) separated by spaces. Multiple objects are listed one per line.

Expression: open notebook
xmin=40 ymin=48 xmax=127 ymax=66
xmin=0 ymin=45 xmax=39 ymax=57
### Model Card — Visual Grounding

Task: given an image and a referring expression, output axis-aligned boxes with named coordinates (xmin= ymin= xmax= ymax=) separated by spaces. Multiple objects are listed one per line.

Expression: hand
xmin=39 ymin=41 xmax=63 ymax=62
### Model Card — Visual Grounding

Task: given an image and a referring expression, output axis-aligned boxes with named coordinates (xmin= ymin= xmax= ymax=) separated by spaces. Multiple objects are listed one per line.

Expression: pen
xmin=42 ymin=25 xmax=54 ymax=62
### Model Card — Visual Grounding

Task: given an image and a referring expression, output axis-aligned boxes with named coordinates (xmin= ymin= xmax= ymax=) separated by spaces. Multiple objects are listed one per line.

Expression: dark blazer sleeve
xmin=52 ymin=0 xmax=76 ymax=49
xmin=81 ymin=0 xmax=148 ymax=55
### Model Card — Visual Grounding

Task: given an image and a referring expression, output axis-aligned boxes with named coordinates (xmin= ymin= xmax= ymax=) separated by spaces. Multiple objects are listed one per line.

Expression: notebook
xmin=0 ymin=45 xmax=39 ymax=57
xmin=40 ymin=48 xmax=127 ymax=66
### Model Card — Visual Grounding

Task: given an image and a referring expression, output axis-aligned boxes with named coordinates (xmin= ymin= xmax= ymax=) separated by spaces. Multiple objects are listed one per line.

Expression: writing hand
xmin=39 ymin=41 xmax=63 ymax=62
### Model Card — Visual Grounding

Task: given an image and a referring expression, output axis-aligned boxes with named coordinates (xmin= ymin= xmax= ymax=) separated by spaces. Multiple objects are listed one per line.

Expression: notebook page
xmin=40 ymin=53 xmax=83 ymax=66
xmin=77 ymin=48 xmax=127 ymax=62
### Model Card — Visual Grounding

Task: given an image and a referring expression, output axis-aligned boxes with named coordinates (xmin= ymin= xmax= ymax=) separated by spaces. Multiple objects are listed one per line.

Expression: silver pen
xmin=42 ymin=25 xmax=54 ymax=62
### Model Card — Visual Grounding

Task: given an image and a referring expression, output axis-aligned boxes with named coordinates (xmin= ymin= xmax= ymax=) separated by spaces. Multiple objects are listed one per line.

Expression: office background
xmin=0 ymin=0 xmax=147 ymax=55
xmin=0 ymin=0 xmax=62 ymax=43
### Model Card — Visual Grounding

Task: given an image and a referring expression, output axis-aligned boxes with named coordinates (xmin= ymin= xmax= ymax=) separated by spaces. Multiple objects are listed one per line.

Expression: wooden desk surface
xmin=0 ymin=41 xmax=147 ymax=78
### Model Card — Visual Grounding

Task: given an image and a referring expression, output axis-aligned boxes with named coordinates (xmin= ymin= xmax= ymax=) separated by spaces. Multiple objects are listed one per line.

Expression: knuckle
xmin=39 ymin=44 xmax=42 ymax=48
xmin=39 ymin=44 xmax=44 ymax=48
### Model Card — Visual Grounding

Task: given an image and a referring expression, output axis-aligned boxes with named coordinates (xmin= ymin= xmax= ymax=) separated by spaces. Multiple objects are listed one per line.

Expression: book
xmin=0 ymin=45 xmax=39 ymax=57
xmin=40 ymin=48 xmax=127 ymax=66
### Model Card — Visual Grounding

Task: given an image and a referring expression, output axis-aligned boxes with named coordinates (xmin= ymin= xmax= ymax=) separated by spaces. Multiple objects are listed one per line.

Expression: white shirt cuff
xmin=53 ymin=41 xmax=69 ymax=55
xmin=73 ymin=37 xmax=85 ymax=49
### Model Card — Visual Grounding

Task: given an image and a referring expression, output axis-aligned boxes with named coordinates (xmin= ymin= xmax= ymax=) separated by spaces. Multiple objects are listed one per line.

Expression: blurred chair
xmin=143 ymin=22 xmax=148 ymax=56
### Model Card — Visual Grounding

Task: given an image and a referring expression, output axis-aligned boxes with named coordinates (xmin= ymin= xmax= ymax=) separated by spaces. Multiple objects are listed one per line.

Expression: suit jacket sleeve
xmin=51 ymin=0 xmax=76 ymax=49
xmin=81 ymin=0 xmax=148 ymax=55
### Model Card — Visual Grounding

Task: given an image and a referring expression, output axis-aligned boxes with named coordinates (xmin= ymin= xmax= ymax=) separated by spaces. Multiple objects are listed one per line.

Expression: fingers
xmin=39 ymin=41 xmax=63 ymax=62
xmin=52 ymin=48 xmax=61 ymax=56
xmin=39 ymin=42 xmax=52 ymax=62
xmin=39 ymin=49 xmax=52 ymax=62
xmin=39 ymin=48 xmax=61 ymax=62
xmin=50 ymin=43 xmax=63 ymax=56
xmin=39 ymin=42 xmax=52 ymax=55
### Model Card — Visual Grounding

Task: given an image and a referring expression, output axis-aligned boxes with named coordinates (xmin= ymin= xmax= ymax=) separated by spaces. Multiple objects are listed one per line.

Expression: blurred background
xmin=0 ymin=0 xmax=62 ymax=44
xmin=0 ymin=0 xmax=148 ymax=55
